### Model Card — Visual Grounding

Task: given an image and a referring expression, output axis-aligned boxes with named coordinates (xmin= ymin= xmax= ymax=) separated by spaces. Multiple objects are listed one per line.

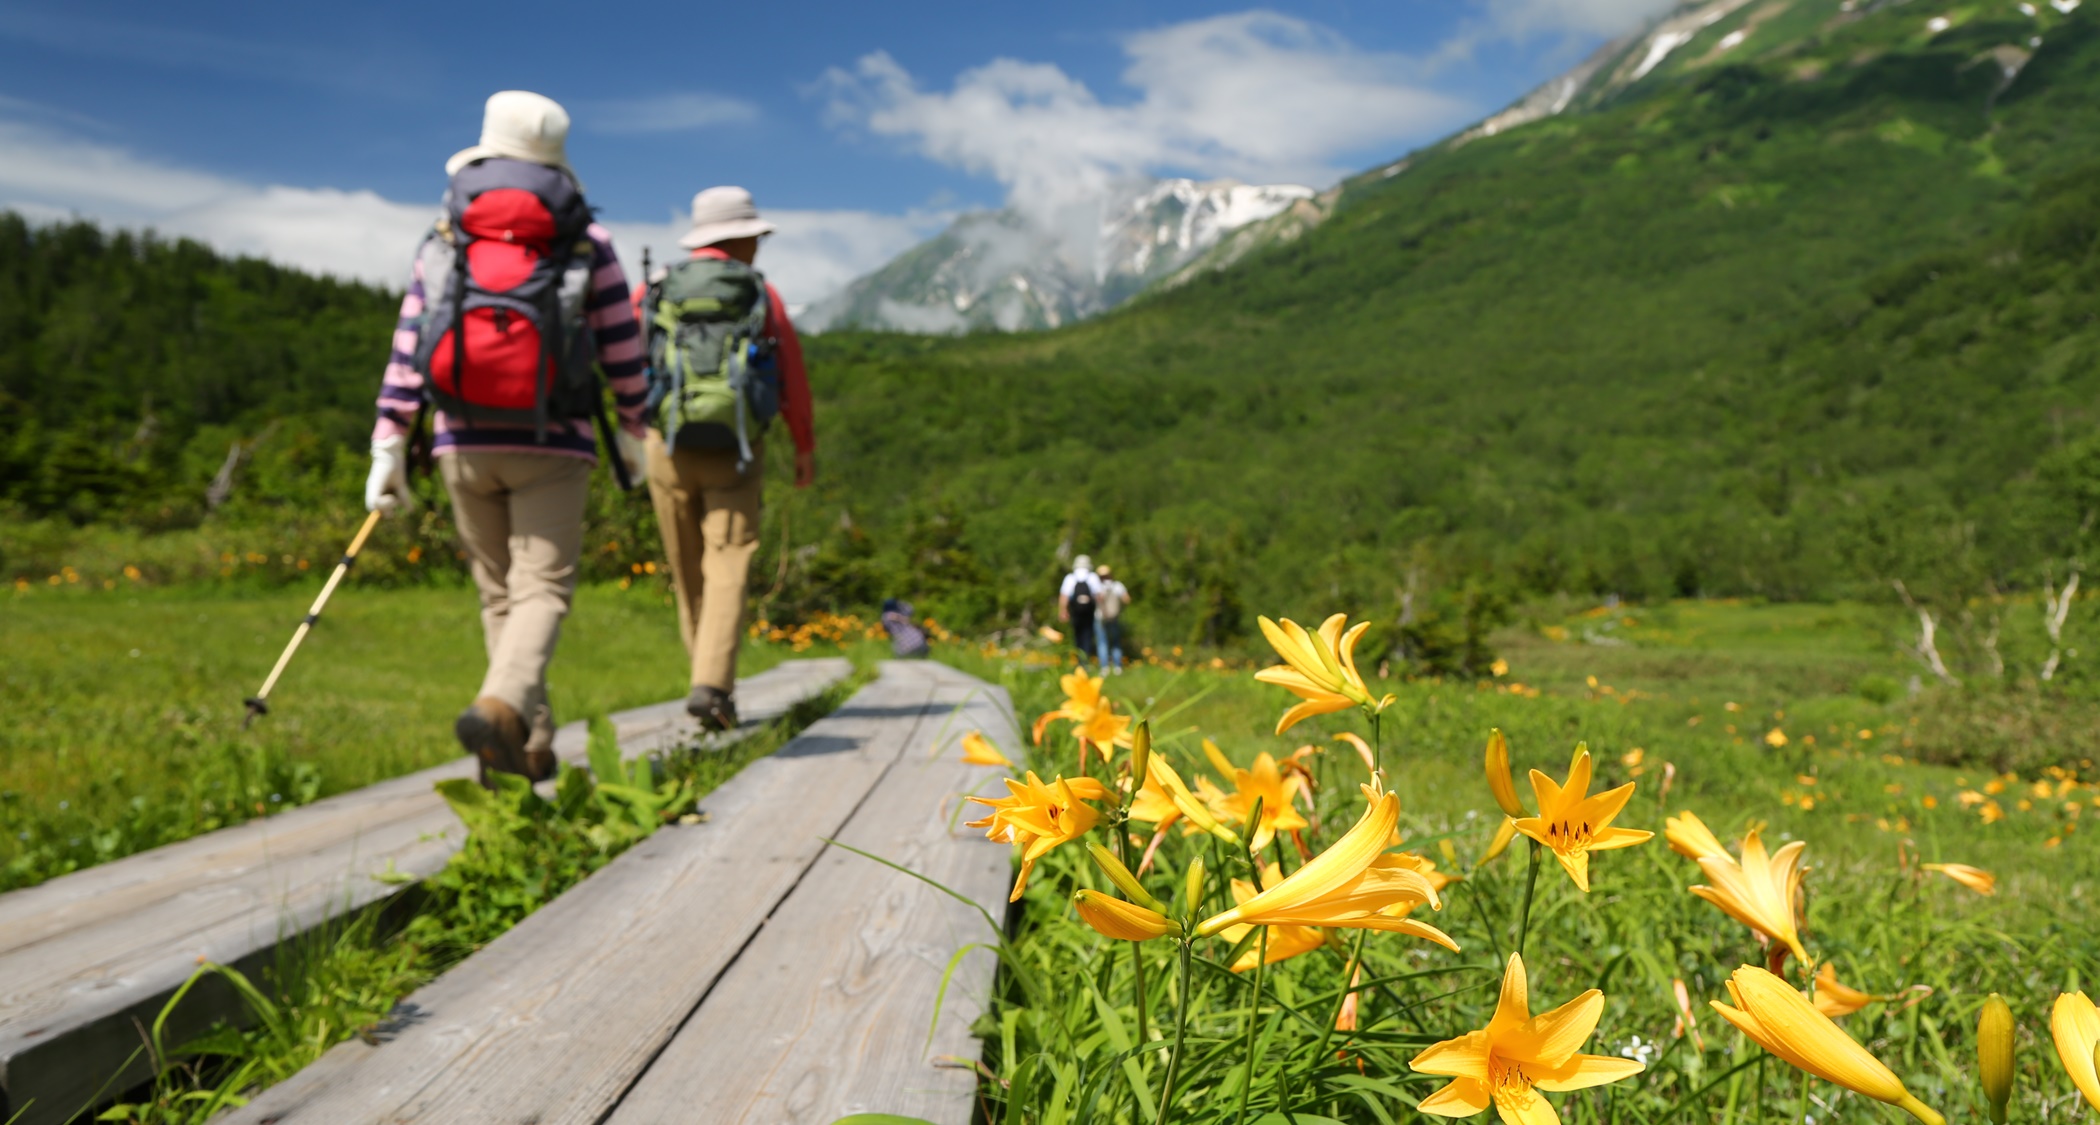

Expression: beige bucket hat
xmin=446 ymin=91 xmax=579 ymax=183
xmin=677 ymin=186 xmax=775 ymax=249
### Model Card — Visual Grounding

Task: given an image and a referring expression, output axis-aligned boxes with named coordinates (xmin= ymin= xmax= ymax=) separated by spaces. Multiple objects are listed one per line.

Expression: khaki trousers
xmin=645 ymin=431 xmax=762 ymax=693
xmin=440 ymin=451 xmax=590 ymax=742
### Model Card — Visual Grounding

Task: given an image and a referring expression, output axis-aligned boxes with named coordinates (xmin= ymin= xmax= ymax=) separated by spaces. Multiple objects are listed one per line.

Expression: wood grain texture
xmin=216 ymin=662 xmax=948 ymax=1125
xmin=0 ymin=659 xmax=850 ymax=1125
xmin=606 ymin=661 xmax=1014 ymax=1125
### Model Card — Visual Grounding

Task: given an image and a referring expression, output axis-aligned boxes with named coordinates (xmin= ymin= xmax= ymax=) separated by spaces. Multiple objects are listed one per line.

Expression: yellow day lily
xmin=1411 ymin=952 xmax=1643 ymax=1123
xmin=1255 ymin=613 xmax=1396 ymax=734
xmin=1810 ymin=963 xmax=1875 ymax=1018
xmin=1200 ymin=740 xmax=1310 ymax=851
xmin=1484 ymin=728 xmax=1528 ymax=818
xmin=960 ymin=730 xmax=1013 ymax=767
xmin=1512 ymin=744 xmax=1653 ymax=892
xmin=1481 ymin=817 xmax=1520 ymax=864
xmin=2051 ymin=990 xmax=2100 ymax=1111
xmin=1215 ymin=866 xmax=1329 ymax=971
xmin=1031 ymin=668 xmax=1133 ymax=761
xmin=1711 ymin=965 xmax=1945 ymax=1124
xmin=1195 ymin=784 xmax=1458 ymax=950
xmin=1664 ymin=809 xmax=1729 ymax=861
xmin=1073 ymin=889 xmax=1180 ymax=941
xmin=965 ymin=770 xmax=1113 ymax=901
xmin=1684 ymin=826 xmax=1810 ymax=968
xmin=1143 ymin=753 xmax=1240 ymax=843
xmin=1922 ymin=862 xmax=1996 ymax=896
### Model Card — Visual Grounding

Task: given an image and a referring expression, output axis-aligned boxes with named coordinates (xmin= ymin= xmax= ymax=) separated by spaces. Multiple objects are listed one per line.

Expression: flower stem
xmin=1311 ymin=928 xmax=1368 ymax=1065
xmin=1235 ymin=925 xmax=1268 ymax=1125
xmin=1516 ymin=837 xmax=1543 ymax=960
xmin=1116 ymin=814 xmax=1150 ymax=1046
xmin=1795 ymin=1065 xmax=1810 ymax=1125
xmin=1154 ymin=939 xmax=1195 ymax=1125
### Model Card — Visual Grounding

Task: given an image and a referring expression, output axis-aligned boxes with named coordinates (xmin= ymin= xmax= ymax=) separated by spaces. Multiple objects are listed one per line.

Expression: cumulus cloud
xmin=0 ymin=114 xmax=937 ymax=301
xmin=1479 ymin=0 xmax=1681 ymax=39
xmin=822 ymin=10 xmax=1475 ymax=216
xmin=584 ymin=92 xmax=762 ymax=134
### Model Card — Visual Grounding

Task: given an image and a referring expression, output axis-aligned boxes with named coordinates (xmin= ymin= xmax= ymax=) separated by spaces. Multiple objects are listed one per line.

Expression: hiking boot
xmin=686 ymin=685 xmax=738 ymax=732
xmin=456 ymin=696 xmax=529 ymax=787
xmin=521 ymin=707 xmax=558 ymax=783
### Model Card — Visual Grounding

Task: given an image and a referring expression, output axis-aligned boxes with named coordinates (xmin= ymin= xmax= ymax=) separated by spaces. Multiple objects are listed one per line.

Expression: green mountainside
xmin=6 ymin=0 xmax=2100 ymax=679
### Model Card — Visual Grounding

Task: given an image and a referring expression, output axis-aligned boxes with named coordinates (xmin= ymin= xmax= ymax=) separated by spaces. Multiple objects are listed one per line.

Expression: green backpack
xmin=643 ymin=256 xmax=781 ymax=467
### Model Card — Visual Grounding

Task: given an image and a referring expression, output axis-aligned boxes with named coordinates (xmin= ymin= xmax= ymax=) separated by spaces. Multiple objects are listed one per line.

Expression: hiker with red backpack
xmin=365 ymin=91 xmax=649 ymax=784
xmin=636 ymin=187 xmax=816 ymax=730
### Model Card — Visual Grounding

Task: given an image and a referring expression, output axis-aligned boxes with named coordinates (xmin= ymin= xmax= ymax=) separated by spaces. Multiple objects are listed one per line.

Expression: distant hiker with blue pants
xmin=364 ymin=91 xmax=649 ymax=786
xmin=1095 ymin=564 xmax=1131 ymax=674
xmin=1059 ymin=555 xmax=1102 ymax=667
xmin=636 ymin=187 xmax=816 ymax=731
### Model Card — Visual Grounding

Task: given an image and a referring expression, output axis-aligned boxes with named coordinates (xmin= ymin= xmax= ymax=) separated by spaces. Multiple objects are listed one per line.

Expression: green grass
xmin=930 ymin=599 xmax=2096 ymax=1123
xmin=0 ymin=579 xmax=784 ymax=890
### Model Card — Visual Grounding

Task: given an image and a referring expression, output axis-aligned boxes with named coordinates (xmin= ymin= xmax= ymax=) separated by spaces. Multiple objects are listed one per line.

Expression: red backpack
xmin=412 ymin=158 xmax=598 ymax=437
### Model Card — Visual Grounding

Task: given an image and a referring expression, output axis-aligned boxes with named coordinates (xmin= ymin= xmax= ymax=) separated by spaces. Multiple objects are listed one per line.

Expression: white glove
xmin=615 ymin=429 xmax=648 ymax=485
xmin=366 ymin=435 xmax=415 ymax=513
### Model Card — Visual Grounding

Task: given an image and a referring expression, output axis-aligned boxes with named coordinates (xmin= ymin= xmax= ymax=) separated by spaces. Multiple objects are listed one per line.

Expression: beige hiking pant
xmin=644 ymin=430 xmax=762 ymax=693
xmin=440 ymin=450 xmax=590 ymax=742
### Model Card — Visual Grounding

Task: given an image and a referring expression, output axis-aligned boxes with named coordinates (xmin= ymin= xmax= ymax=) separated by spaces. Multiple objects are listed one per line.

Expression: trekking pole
xmin=243 ymin=509 xmax=384 ymax=729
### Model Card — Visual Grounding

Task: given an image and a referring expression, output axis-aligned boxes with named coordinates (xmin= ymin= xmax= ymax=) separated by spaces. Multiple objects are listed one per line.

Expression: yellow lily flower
xmin=1809 ymin=963 xmax=1875 ymax=1018
xmin=1143 ymin=753 xmax=1240 ymax=843
xmin=1255 ymin=613 xmax=1396 ymax=734
xmin=1921 ymin=862 xmax=1996 ymax=896
xmin=1126 ymin=770 xmax=1184 ymax=830
xmin=1686 ymin=827 xmax=1810 ymax=968
xmin=1195 ymin=785 xmax=1457 ymax=950
xmin=1978 ymin=993 xmax=2013 ymax=1124
xmin=1484 ymin=728 xmax=1528 ymax=817
xmin=1381 ymin=853 xmax=1460 ymax=921
xmin=1411 ymin=952 xmax=1643 ymax=1123
xmin=1073 ymin=890 xmax=1180 ymax=941
xmin=1512 ymin=744 xmax=1653 ymax=892
xmin=1664 ymin=809 xmax=1729 ymax=861
xmin=959 ymin=730 xmax=1013 ymax=767
xmin=2051 ymin=990 xmax=2100 ymax=1111
xmin=965 ymin=770 xmax=1112 ymax=901
xmin=1710 ymin=965 xmax=1945 ymax=1124
xmin=1215 ymin=867 xmax=1329 ymax=971
xmin=1481 ymin=817 xmax=1520 ymax=864
xmin=1201 ymin=740 xmax=1310 ymax=851
xmin=1031 ymin=668 xmax=1133 ymax=759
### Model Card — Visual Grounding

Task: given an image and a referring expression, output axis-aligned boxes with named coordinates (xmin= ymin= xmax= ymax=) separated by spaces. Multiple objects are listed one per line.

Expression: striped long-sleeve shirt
xmin=372 ymin=221 xmax=648 ymax=459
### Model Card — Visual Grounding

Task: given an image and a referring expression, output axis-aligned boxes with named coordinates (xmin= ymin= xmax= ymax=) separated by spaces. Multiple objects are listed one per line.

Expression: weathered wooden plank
xmin=0 ymin=658 xmax=850 ymax=1125
xmin=216 ymin=662 xmax=950 ymax=1125
xmin=606 ymin=661 xmax=1012 ymax=1125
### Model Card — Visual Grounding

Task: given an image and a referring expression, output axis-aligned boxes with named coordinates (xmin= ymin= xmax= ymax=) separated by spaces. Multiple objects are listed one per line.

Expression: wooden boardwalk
xmin=0 ymin=658 xmax=851 ymax=1125
xmin=219 ymin=660 xmax=1012 ymax=1125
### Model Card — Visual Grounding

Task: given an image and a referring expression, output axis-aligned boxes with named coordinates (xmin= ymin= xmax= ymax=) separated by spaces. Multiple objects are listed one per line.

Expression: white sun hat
xmin=446 ymin=91 xmax=578 ymax=183
xmin=677 ymin=186 xmax=776 ymax=249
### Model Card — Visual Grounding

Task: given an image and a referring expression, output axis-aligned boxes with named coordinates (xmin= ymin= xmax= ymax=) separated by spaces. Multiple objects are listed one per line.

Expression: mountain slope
xmin=788 ymin=0 xmax=2100 ymax=639
xmin=802 ymin=179 xmax=1314 ymax=333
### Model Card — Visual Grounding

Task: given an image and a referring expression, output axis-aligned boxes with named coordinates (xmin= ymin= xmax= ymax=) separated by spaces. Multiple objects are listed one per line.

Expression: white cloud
xmin=1480 ymin=0 xmax=1681 ymax=39
xmin=0 ymin=115 xmax=934 ymax=302
xmin=585 ymin=92 xmax=762 ymax=134
xmin=822 ymin=10 xmax=1474 ymax=216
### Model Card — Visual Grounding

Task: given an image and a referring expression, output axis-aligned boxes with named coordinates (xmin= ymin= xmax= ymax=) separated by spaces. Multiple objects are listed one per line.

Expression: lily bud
xmin=1186 ymin=855 xmax=1207 ymax=916
xmin=1087 ymin=842 xmax=1165 ymax=913
xmin=1485 ymin=728 xmax=1527 ymax=817
xmin=1977 ymin=993 xmax=2013 ymax=1124
xmin=1481 ymin=816 xmax=1519 ymax=864
xmin=1074 ymin=889 xmax=1179 ymax=941
xmin=1130 ymin=721 xmax=1152 ymax=789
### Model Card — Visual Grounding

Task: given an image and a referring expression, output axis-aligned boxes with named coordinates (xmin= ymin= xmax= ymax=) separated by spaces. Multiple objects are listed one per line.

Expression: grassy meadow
xmin=935 ymin=599 xmax=2097 ymax=1123
xmin=0 ymin=578 xmax=785 ymax=891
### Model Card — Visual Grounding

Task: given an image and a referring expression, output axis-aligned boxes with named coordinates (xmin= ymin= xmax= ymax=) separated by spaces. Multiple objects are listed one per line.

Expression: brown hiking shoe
xmin=686 ymin=685 xmax=738 ymax=732
xmin=456 ymin=697 xmax=529 ymax=787
xmin=521 ymin=715 xmax=558 ymax=783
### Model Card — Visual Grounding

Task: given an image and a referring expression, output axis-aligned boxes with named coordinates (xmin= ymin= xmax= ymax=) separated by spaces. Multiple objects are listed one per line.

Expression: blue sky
xmin=0 ymin=0 xmax=1668 ymax=299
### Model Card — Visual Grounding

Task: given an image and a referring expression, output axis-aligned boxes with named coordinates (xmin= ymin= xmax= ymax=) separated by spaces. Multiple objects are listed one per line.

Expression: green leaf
xmin=586 ymin=714 xmax=621 ymax=782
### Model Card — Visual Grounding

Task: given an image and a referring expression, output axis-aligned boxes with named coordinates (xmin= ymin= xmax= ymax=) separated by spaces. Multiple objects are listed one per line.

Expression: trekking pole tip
xmin=242 ymin=697 xmax=269 ymax=729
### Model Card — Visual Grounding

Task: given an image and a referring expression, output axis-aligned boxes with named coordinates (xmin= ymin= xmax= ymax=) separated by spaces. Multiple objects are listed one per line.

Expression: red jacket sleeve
xmin=767 ymin=282 xmax=814 ymax=454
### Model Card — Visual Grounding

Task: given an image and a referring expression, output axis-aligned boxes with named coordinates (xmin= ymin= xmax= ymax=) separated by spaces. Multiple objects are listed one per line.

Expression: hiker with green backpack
xmin=637 ymin=186 xmax=815 ymax=730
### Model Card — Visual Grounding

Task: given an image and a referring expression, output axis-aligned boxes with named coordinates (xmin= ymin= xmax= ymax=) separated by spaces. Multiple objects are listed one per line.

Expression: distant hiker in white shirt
xmin=1058 ymin=555 xmax=1103 ymax=668
xmin=1095 ymin=564 xmax=1131 ymax=674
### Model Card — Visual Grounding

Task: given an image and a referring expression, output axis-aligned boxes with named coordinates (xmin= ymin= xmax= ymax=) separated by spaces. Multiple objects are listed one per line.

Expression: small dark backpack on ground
xmin=411 ymin=158 xmax=599 ymax=439
xmin=644 ymin=256 xmax=780 ymax=469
